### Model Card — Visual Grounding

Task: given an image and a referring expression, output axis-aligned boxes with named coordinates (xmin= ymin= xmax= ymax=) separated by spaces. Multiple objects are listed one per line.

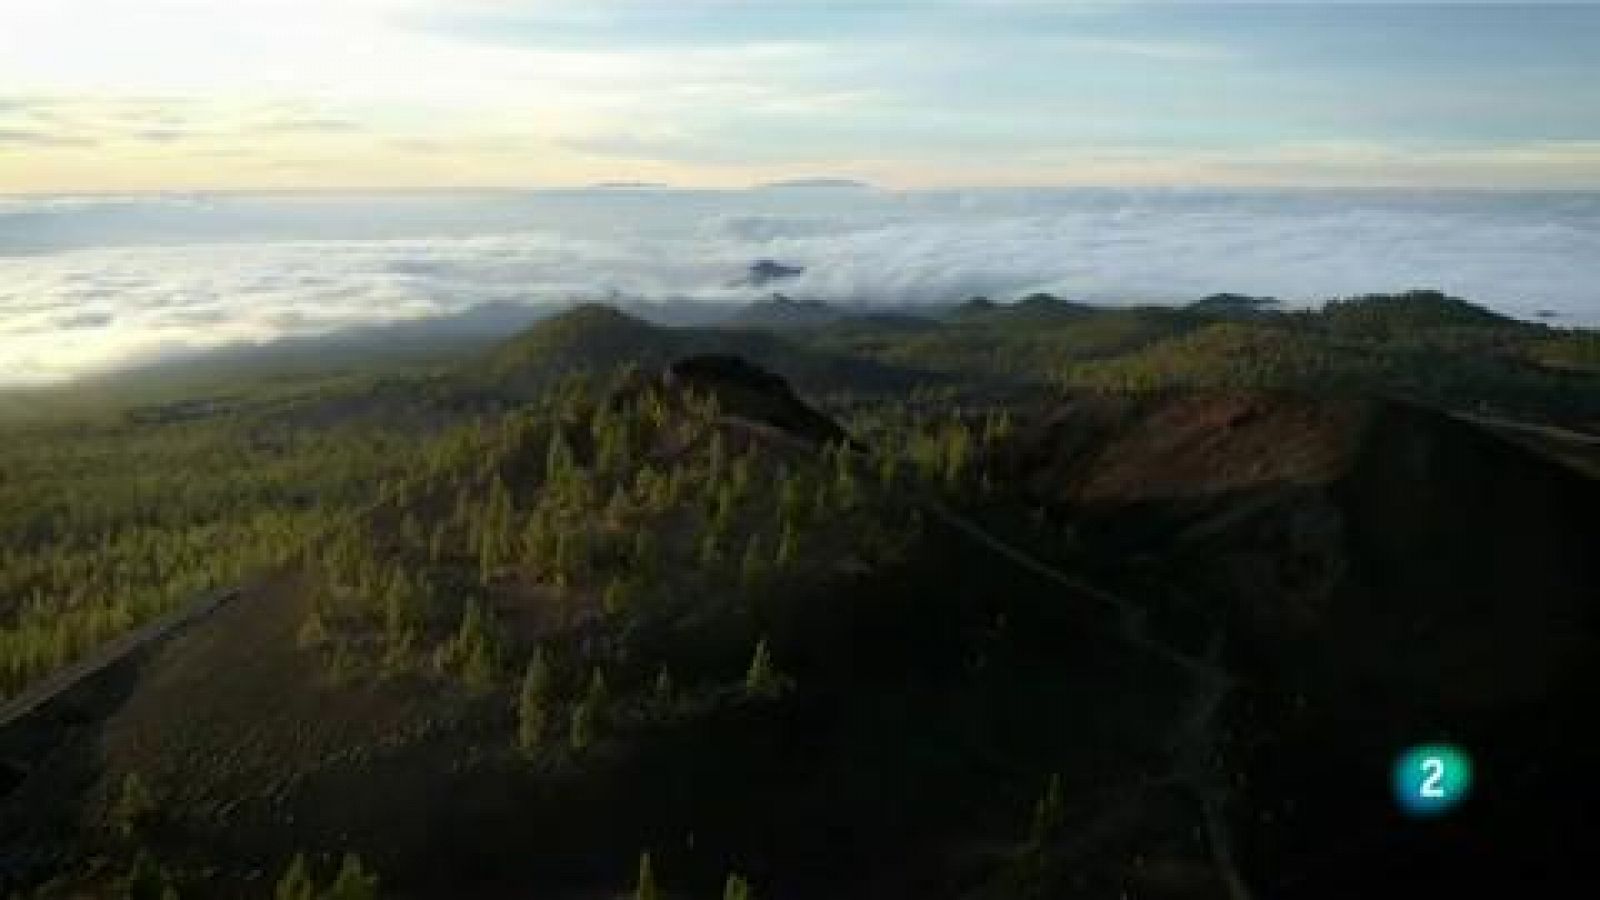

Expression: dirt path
xmin=916 ymin=499 xmax=1253 ymax=900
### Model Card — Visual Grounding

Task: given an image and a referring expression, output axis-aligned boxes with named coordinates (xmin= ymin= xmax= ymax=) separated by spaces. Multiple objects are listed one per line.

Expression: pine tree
xmin=570 ymin=696 xmax=594 ymax=752
xmin=124 ymin=849 xmax=168 ymax=900
xmin=983 ymin=409 xmax=1013 ymax=445
xmin=275 ymin=853 xmax=315 ymax=900
xmin=452 ymin=600 xmax=496 ymax=688
xmin=631 ymin=528 xmax=657 ymax=577
xmin=297 ymin=608 xmax=329 ymax=648
xmin=834 ymin=465 xmax=857 ymax=511
xmin=711 ymin=483 xmax=737 ymax=535
xmin=605 ymin=484 xmax=630 ymax=524
xmin=706 ymin=430 xmax=726 ymax=483
xmin=321 ymin=852 xmax=379 ymax=900
xmin=383 ymin=570 xmax=416 ymax=645
xmin=697 ymin=531 xmax=720 ymax=569
xmin=723 ymin=872 xmax=754 ymax=900
xmin=593 ymin=410 xmax=619 ymax=475
xmin=1029 ymin=772 xmax=1064 ymax=846
xmin=570 ymin=666 xmax=608 ymax=751
xmin=735 ymin=447 xmax=760 ymax=498
xmin=877 ymin=450 xmax=899 ymax=489
xmin=744 ymin=638 xmax=780 ymax=699
xmin=585 ymin=666 xmax=609 ymax=713
xmin=112 ymin=771 xmax=156 ymax=838
xmin=546 ymin=428 xmax=572 ymax=483
xmin=381 ymin=627 xmax=415 ymax=674
xmin=665 ymin=463 xmax=687 ymax=507
xmin=739 ymin=535 xmax=764 ymax=587
xmin=943 ymin=421 xmax=971 ymax=486
xmin=551 ymin=530 xmax=569 ymax=588
xmin=602 ymin=576 xmax=630 ymax=617
xmin=463 ymin=633 xmax=495 ymax=689
xmin=477 ymin=529 xmax=495 ymax=587
xmin=517 ymin=646 xmax=554 ymax=753
xmin=775 ymin=521 xmax=796 ymax=568
xmin=777 ymin=470 xmax=803 ymax=526
xmin=428 ymin=523 xmax=446 ymax=564
xmin=652 ymin=664 xmax=674 ymax=712
xmin=811 ymin=480 xmax=831 ymax=521
xmin=635 ymin=851 xmax=659 ymax=900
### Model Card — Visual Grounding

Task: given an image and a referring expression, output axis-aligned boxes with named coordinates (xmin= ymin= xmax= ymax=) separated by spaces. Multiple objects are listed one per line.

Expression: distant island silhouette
xmin=755 ymin=177 xmax=872 ymax=190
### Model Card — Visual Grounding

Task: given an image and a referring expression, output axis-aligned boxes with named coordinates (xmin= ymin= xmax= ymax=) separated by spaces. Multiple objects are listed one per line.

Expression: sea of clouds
xmin=1 ymin=187 xmax=1597 ymax=386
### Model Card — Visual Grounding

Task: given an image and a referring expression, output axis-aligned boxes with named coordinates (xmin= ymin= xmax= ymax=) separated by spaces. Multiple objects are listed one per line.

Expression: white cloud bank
xmin=0 ymin=188 xmax=1596 ymax=385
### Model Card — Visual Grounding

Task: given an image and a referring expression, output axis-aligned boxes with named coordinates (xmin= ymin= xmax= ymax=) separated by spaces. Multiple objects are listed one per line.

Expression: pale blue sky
xmin=1 ymin=1 xmax=1597 ymax=190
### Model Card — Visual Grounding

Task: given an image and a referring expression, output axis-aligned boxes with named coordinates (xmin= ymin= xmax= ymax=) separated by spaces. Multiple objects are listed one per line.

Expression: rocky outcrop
xmin=665 ymin=353 xmax=849 ymax=446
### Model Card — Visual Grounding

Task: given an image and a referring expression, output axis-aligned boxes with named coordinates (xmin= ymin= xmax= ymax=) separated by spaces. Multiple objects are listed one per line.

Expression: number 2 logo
xmin=1419 ymin=756 xmax=1445 ymax=799
xmin=1394 ymin=744 xmax=1470 ymax=815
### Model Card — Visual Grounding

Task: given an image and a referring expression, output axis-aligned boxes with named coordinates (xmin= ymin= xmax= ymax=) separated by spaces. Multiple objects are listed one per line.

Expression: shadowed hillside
xmin=985 ymin=390 xmax=1600 ymax=897
xmin=2 ymin=344 xmax=1595 ymax=897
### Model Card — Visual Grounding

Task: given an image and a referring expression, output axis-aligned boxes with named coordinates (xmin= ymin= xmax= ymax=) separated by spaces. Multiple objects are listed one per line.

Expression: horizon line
xmin=7 ymin=183 xmax=1600 ymax=200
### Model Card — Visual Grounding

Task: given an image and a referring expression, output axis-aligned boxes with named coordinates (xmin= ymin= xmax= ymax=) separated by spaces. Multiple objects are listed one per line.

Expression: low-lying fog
xmin=2 ymin=186 xmax=1597 ymax=385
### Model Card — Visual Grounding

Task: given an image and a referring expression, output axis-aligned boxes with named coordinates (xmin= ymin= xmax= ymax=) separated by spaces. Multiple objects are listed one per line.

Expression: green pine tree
xmin=777 ymin=471 xmax=803 ymax=526
xmin=546 ymin=429 xmax=572 ymax=482
xmin=585 ymin=666 xmax=609 ymax=712
xmin=477 ymin=529 xmax=493 ymax=586
xmin=569 ymin=666 xmax=609 ymax=751
xmin=551 ymin=531 xmax=569 ymax=588
xmin=811 ymin=480 xmax=831 ymax=521
xmin=697 ymin=531 xmax=721 ymax=569
xmin=124 ymin=849 xmax=168 ymax=900
xmin=943 ymin=421 xmax=971 ymax=486
xmin=570 ymin=697 xmax=594 ymax=752
xmin=605 ymin=484 xmax=630 ymax=523
xmin=739 ymin=535 xmax=765 ymax=587
xmin=631 ymin=528 xmax=657 ymax=576
xmin=1029 ymin=772 xmax=1064 ymax=845
xmin=723 ymin=872 xmax=754 ymax=900
xmin=296 ymin=608 xmax=329 ymax=649
xmin=635 ymin=851 xmax=659 ymax=900
xmin=428 ymin=523 xmax=446 ymax=563
xmin=275 ymin=853 xmax=315 ymax=900
xmin=877 ymin=450 xmax=899 ymax=489
xmin=463 ymin=634 xmax=494 ymax=689
xmin=775 ymin=521 xmax=796 ymax=568
xmin=452 ymin=600 xmax=496 ymax=688
xmin=652 ymin=664 xmax=674 ymax=712
xmin=602 ymin=576 xmax=630 ymax=617
xmin=320 ymin=852 xmax=379 ymax=900
xmin=111 ymin=771 xmax=156 ymax=838
xmin=517 ymin=646 xmax=554 ymax=753
xmin=383 ymin=571 xmax=416 ymax=643
xmin=706 ymin=430 xmax=726 ymax=483
xmin=744 ymin=638 xmax=781 ymax=699
xmin=834 ymin=466 xmax=857 ymax=511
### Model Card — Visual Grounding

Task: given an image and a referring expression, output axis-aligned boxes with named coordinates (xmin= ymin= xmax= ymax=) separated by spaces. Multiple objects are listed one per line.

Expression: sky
xmin=1 ymin=1 xmax=1598 ymax=191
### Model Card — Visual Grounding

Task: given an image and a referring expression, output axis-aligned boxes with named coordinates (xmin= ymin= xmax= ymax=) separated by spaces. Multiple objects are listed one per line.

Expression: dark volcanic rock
xmin=666 ymin=353 xmax=848 ymax=446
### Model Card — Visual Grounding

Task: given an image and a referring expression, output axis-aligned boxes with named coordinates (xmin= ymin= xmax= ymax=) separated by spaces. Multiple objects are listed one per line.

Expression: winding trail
xmin=920 ymin=499 xmax=1233 ymax=684
xmin=913 ymin=496 xmax=1252 ymax=899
